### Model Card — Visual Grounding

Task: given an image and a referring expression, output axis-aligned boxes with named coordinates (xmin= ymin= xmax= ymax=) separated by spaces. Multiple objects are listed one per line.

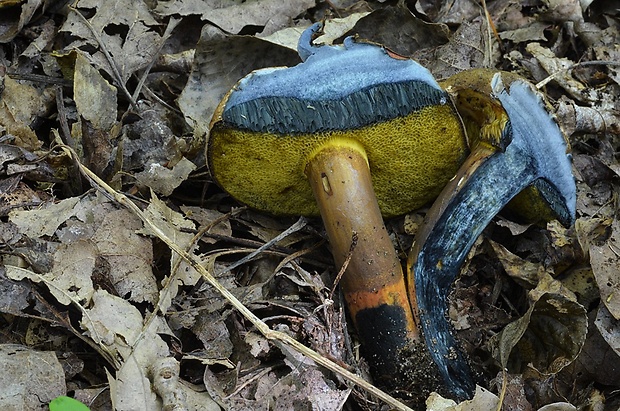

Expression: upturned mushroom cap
xmin=208 ymin=23 xmax=467 ymax=218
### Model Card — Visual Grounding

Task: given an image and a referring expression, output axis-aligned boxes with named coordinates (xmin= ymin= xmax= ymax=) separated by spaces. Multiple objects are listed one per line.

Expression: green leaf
xmin=49 ymin=396 xmax=91 ymax=411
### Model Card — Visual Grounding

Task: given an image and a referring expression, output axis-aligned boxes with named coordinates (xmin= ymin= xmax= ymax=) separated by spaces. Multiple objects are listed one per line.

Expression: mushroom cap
xmin=440 ymin=68 xmax=575 ymax=225
xmin=208 ymin=24 xmax=468 ymax=217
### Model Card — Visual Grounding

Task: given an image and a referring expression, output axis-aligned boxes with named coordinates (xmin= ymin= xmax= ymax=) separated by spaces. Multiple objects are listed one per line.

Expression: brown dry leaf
xmin=272 ymin=367 xmax=350 ymax=410
xmin=116 ymin=107 xmax=190 ymax=186
xmin=192 ymin=311 xmax=233 ymax=361
xmin=593 ymin=28 xmax=620 ymax=86
xmin=489 ymin=239 xmax=547 ymax=287
xmin=525 ymin=43 xmax=597 ymax=102
xmin=134 ymin=156 xmax=196 ymax=196
xmin=415 ymin=0 xmax=481 ymax=25
xmin=568 ymin=308 xmax=620 ymax=387
xmin=537 ymin=403 xmax=577 ymax=411
xmin=488 ymin=292 xmax=587 ymax=376
xmin=0 ymin=344 xmax=66 ymax=409
xmin=59 ymin=0 xmax=161 ymax=86
xmin=0 ymin=176 xmax=47 ymax=216
xmin=82 ymin=290 xmax=169 ymax=411
xmin=8 ymin=193 xmax=159 ymax=305
xmin=154 ymin=0 xmax=315 ymax=36
xmin=0 ymin=0 xmax=47 ymax=43
xmin=342 ymin=6 xmax=450 ymax=57
xmin=499 ymin=21 xmax=550 ymax=44
xmin=590 ymin=218 xmax=620 ymax=319
xmin=541 ymin=0 xmax=584 ymax=22
xmin=425 ymin=386 xmax=499 ymax=410
xmin=90 ymin=207 xmax=158 ymax=304
xmin=423 ymin=19 xmax=499 ymax=78
xmin=73 ymin=51 xmax=117 ymax=131
xmin=594 ymin=304 xmax=620 ymax=359
xmin=561 ymin=266 xmax=600 ymax=308
xmin=180 ymin=206 xmax=232 ymax=244
xmin=137 ymin=194 xmax=200 ymax=311
xmin=0 ymin=75 xmax=49 ymax=151
xmin=9 ymin=196 xmax=80 ymax=238
xmin=574 ymin=217 xmax=613 ymax=257
xmin=38 ymin=240 xmax=97 ymax=305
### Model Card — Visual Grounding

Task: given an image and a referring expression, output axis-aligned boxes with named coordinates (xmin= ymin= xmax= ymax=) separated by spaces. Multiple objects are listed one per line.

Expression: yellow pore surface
xmin=208 ymin=104 xmax=468 ymax=218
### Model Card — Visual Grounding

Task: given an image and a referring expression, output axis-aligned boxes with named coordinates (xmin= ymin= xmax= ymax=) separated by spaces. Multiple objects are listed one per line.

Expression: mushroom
xmin=207 ymin=22 xmax=468 ymax=382
xmin=407 ymin=69 xmax=576 ymax=400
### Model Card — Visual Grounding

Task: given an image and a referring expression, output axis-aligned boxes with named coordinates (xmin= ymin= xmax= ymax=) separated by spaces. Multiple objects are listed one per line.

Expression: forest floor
xmin=1 ymin=0 xmax=619 ymax=410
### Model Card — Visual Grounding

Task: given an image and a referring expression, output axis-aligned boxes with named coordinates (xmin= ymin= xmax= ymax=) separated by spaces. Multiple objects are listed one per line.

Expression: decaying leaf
xmin=9 ymin=194 xmax=159 ymax=304
xmin=489 ymin=292 xmax=587 ymax=376
xmin=426 ymin=386 xmax=499 ymax=411
xmin=590 ymin=219 xmax=620 ymax=319
xmin=489 ymin=239 xmax=547 ymax=287
xmin=0 ymin=75 xmax=49 ymax=151
xmin=154 ymin=0 xmax=315 ymax=36
xmin=595 ymin=304 xmax=620 ymax=359
xmin=73 ymin=52 xmax=117 ymax=131
xmin=0 ymin=344 xmax=66 ymax=409
xmin=9 ymin=196 xmax=80 ymax=238
xmin=83 ymin=290 xmax=169 ymax=411
xmin=135 ymin=157 xmax=196 ymax=196
xmin=526 ymin=43 xmax=597 ymax=102
xmin=59 ymin=0 xmax=162 ymax=86
xmin=138 ymin=194 xmax=200 ymax=312
xmin=0 ymin=0 xmax=48 ymax=43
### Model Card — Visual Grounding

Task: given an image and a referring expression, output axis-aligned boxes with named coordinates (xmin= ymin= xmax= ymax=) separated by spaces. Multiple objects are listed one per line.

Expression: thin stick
xmin=330 ymin=232 xmax=357 ymax=300
xmin=536 ymin=60 xmax=620 ymax=89
xmin=218 ymin=216 xmax=307 ymax=275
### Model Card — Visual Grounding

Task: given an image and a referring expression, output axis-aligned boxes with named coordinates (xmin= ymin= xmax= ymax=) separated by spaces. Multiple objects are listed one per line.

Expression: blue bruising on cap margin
xmin=221 ymin=23 xmax=447 ymax=134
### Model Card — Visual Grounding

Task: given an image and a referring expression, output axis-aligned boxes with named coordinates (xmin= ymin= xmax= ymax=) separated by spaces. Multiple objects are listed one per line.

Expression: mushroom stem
xmin=408 ymin=75 xmax=576 ymax=400
xmin=306 ymin=140 xmax=419 ymax=380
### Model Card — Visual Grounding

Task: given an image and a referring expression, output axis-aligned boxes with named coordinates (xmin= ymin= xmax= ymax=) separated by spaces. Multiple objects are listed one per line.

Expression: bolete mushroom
xmin=408 ymin=69 xmax=576 ymax=400
xmin=207 ymin=22 xmax=468 ymax=382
